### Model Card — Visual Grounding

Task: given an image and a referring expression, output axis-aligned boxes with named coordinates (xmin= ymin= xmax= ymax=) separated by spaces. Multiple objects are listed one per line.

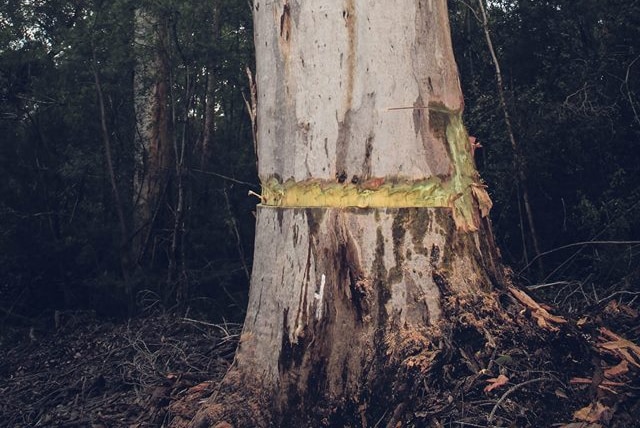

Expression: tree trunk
xmin=91 ymin=47 xmax=132 ymax=286
xmin=133 ymin=7 xmax=173 ymax=265
xmin=187 ymin=1 xmax=518 ymax=426
xmin=199 ymin=0 xmax=222 ymax=170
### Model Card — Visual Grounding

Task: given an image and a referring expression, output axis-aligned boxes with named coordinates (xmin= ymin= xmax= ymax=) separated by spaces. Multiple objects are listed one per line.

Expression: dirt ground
xmin=0 ymin=295 xmax=638 ymax=427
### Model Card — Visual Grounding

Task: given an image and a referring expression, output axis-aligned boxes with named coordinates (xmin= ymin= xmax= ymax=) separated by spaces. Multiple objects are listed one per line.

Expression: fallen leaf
xmin=573 ymin=402 xmax=613 ymax=424
xmin=187 ymin=381 xmax=213 ymax=394
xmin=604 ymin=360 xmax=629 ymax=379
xmin=604 ymin=300 xmax=638 ymax=318
xmin=557 ymin=423 xmax=603 ymax=428
xmin=569 ymin=377 xmax=592 ymax=385
xmin=484 ymin=374 xmax=509 ymax=392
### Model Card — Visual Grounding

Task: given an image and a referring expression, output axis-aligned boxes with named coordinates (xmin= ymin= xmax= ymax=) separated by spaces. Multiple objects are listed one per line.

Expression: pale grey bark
xmin=254 ymin=0 xmax=465 ymax=182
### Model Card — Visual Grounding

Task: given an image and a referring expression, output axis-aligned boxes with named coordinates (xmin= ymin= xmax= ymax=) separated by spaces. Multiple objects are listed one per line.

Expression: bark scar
xmin=280 ymin=3 xmax=291 ymax=41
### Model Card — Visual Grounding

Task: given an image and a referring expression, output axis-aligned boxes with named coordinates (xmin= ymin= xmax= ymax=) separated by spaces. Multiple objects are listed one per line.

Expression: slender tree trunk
xmin=91 ymin=45 xmax=132 ymax=301
xmin=200 ymin=0 xmax=222 ymax=170
xmin=476 ymin=0 xmax=543 ymax=274
xmin=169 ymin=66 xmax=193 ymax=304
xmin=183 ymin=2 xmax=559 ymax=426
xmin=133 ymin=7 xmax=173 ymax=266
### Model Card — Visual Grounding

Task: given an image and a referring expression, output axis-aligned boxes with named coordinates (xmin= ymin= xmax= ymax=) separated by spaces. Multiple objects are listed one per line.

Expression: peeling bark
xmin=239 ymin=206 xmax=500 ymax=392
xmin=189 ymin=207 xmax=505 ymax=427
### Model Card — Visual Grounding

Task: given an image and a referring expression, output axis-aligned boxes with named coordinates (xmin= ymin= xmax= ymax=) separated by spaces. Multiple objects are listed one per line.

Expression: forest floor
xmin=0 ymin=296 xmax=639 ymax=427
xmin=0 ymin=311 xmax=240 ymax=427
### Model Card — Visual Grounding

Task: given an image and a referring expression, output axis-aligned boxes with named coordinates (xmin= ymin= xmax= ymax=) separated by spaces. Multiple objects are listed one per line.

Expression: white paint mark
xmin=314 ymin=274 xmax=326 ymax=320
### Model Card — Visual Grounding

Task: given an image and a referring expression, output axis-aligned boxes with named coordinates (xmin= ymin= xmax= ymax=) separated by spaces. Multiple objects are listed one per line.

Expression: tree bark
xmin=233 ymin=206 xmax=501 ymax=423
xmin=186 ymin=1 xmax=515 ymax=426
xmin=133 ymin=7 xmax=173 ymax=265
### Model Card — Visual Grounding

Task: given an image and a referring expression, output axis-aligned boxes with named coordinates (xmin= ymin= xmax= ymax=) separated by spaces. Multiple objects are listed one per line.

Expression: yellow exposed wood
xmin=260 ymin=177 xmax=449 ymax=209
xmin=257 ymin=112 xmax=493 ymax=232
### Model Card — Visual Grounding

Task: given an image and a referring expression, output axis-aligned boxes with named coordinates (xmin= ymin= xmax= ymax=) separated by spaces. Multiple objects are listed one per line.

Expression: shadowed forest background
xmin=1 ymin=0 xmax=639 ymax=325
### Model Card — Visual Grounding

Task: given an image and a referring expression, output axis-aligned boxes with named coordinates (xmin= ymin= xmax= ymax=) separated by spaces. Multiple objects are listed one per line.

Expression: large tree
xmin=181 ymin=0 xmax=565 ymax=426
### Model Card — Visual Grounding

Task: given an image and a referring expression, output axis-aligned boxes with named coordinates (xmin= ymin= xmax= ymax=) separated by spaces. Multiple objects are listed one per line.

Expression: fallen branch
xmin=508 ymin=285 xmax=567 ymax=331
xmin=598 ymin=327 xmax=640 ymax=369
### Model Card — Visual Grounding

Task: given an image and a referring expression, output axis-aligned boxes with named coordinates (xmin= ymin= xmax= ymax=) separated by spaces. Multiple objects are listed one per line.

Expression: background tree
xmin=132 ymin=3 xmax=173 ymax=275
xmin=0 ymin=0 xmax=255 ymax=320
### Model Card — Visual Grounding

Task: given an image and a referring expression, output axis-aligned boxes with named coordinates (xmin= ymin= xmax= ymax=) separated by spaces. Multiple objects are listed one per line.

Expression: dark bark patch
xmin=412 ymin=94 xmax=424 ymax=136
xmin=373 ymin=226 xmax=390 ymax=300
xmin=408 ymin=208 xmax=431 ymax=256
xmin=428 ymin=109 xmax=448 ymax=150
xmin=433 ymin=209 xmax=457 ymax=271
xmin=276 ymin=209 xmax=284 ymax=231
xmin=279 ymin=3 xmax=291 ymax=41
xmin=388 ymin=210 xmax=408 ymax=284
xmin=372 ymin=227 xmax=392 ymax=344
xmin=430 ymin=244 xmax=441 ymax=268
xmin=292 ymin=223 xmax=299 ymax=245
xmin=335 ymin=109 xmax=352 ymax=181
xmin=361 ymin=133 xmax=373 ymax=179
xmin=278 ymin=309 xmax=308 ymax=372
xmin=347 ymin=274 xmax=371 ymax=323
xmin=405 ymin=274 xmax=431 ymax=325
xmin=304 ymin=208 xmax=323 ymax=237
xmin=432 ymin=270 xmax=451 ymax=297
xmin=341 ymin=232 xmax=371 ymax=322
